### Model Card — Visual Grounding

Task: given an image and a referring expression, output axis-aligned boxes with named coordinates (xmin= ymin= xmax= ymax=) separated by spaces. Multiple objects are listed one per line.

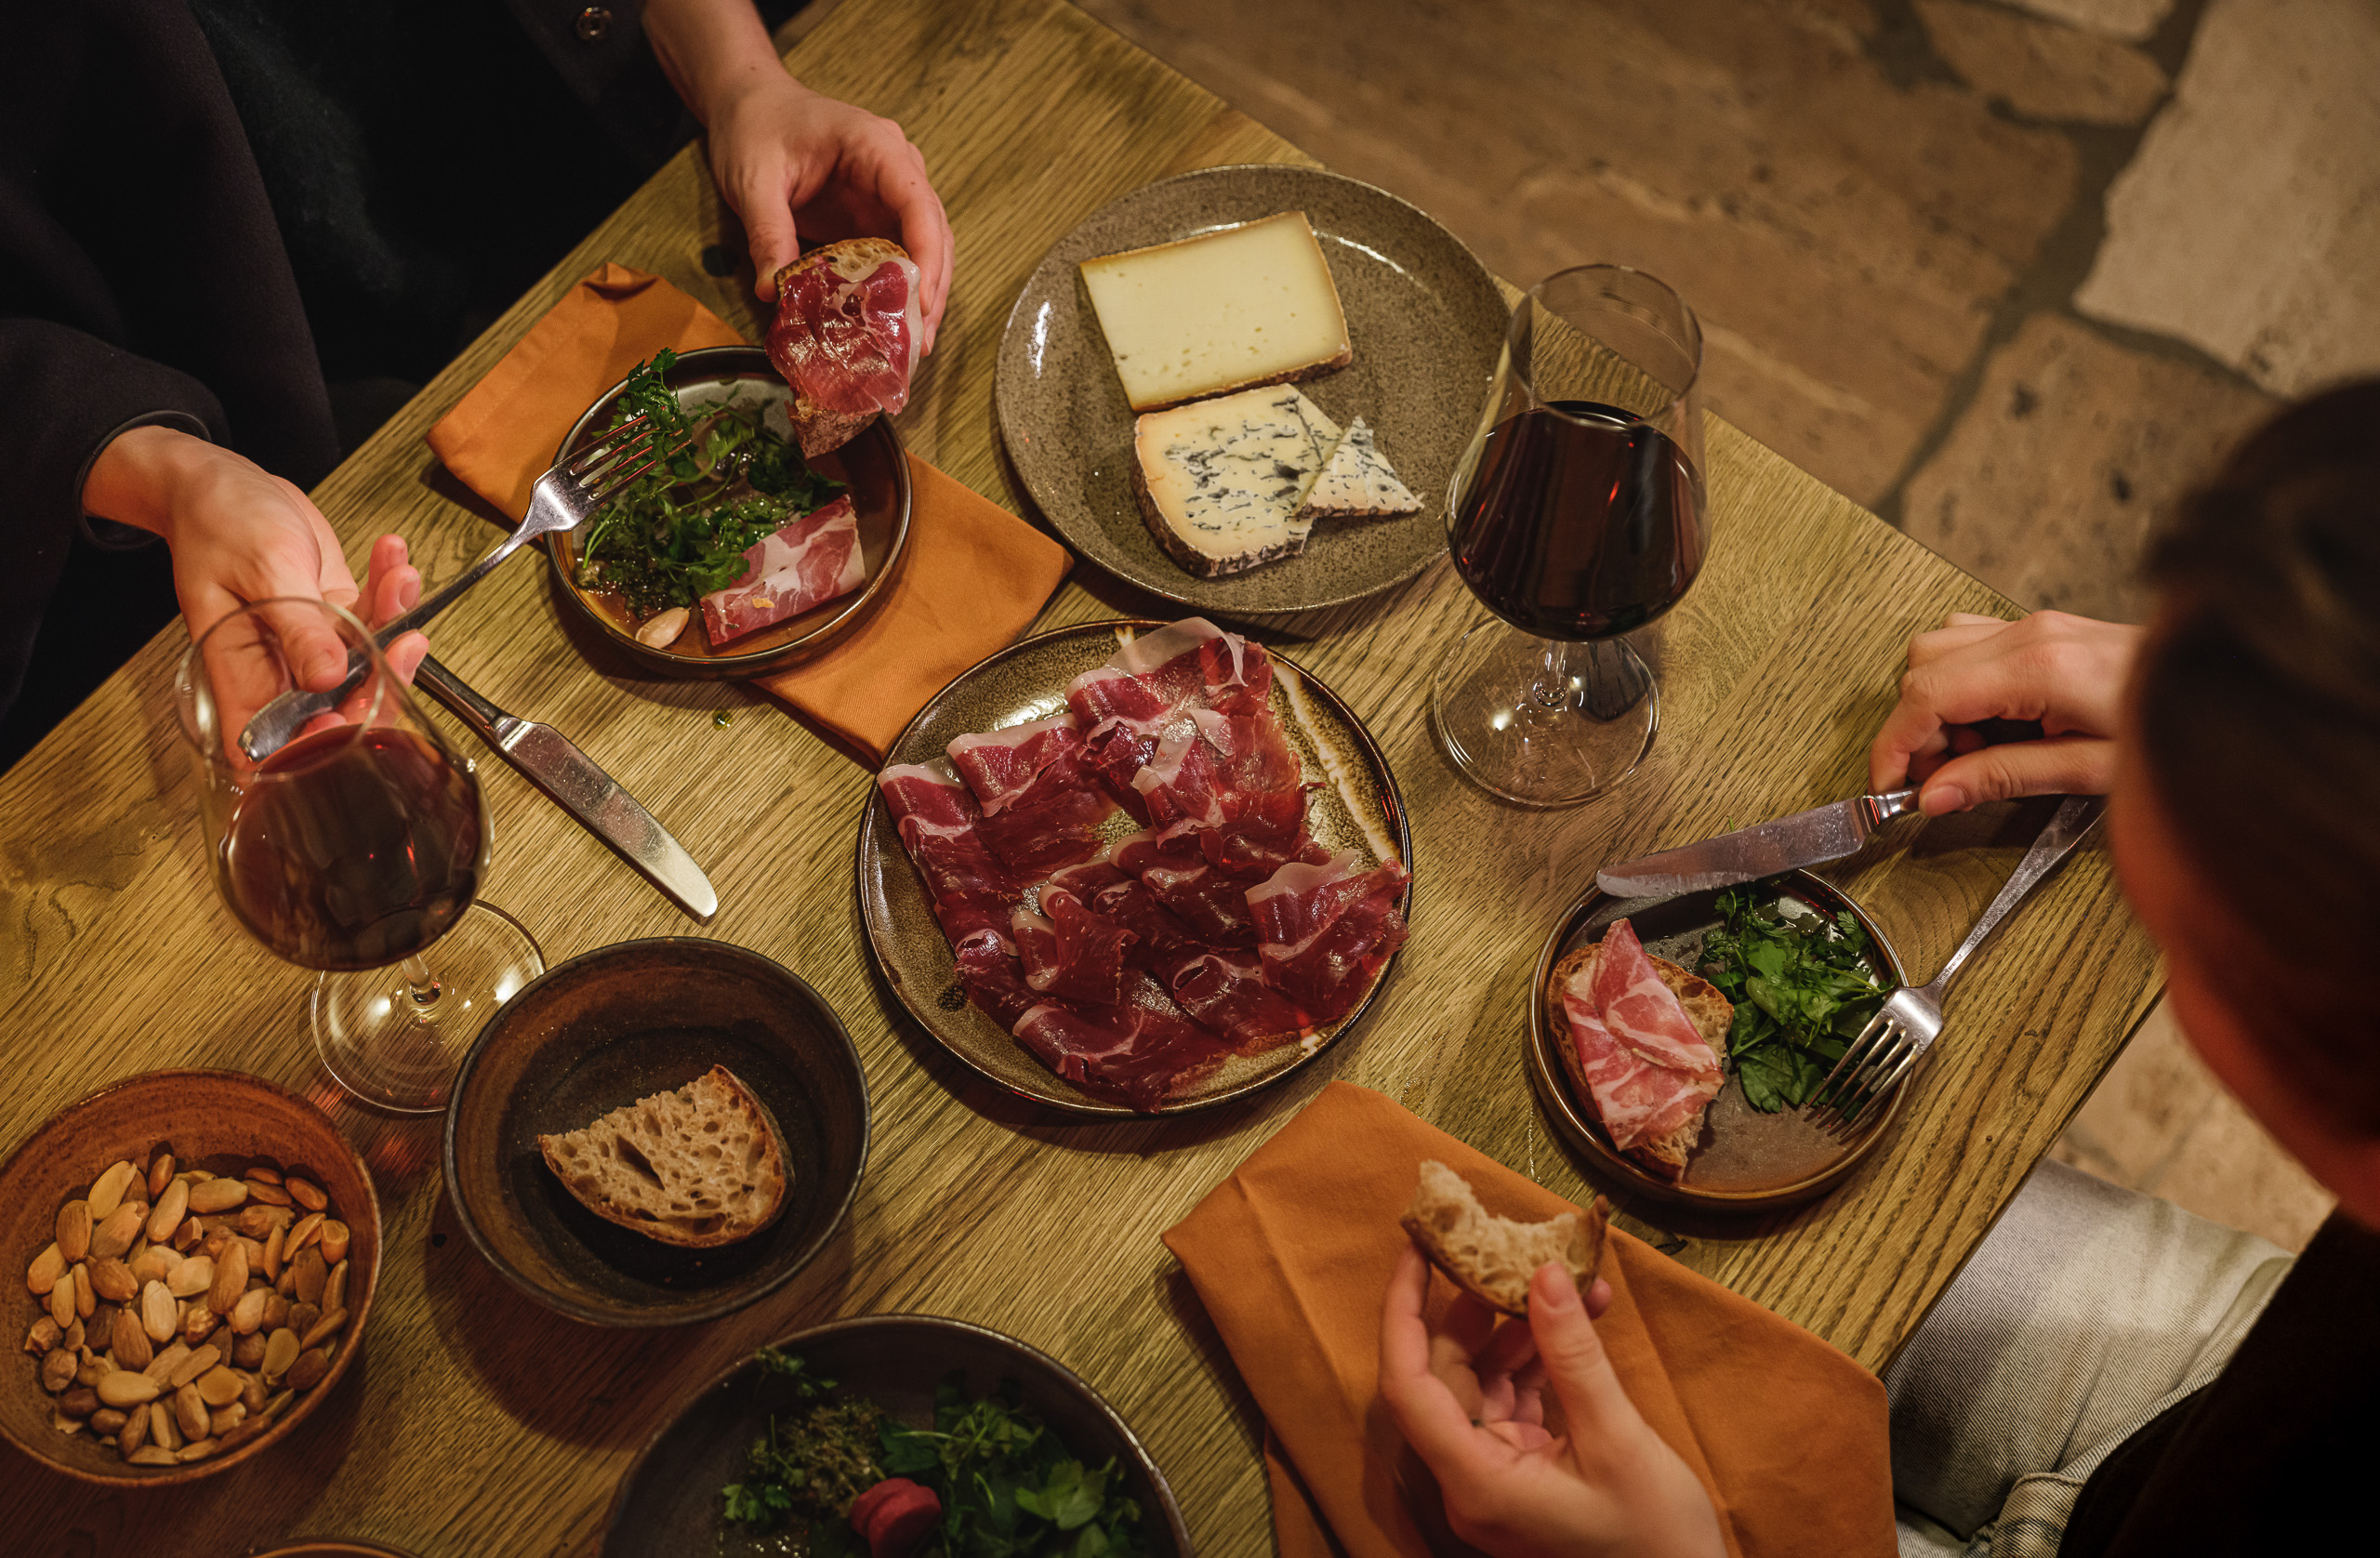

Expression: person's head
xmin=2111 ymin=379 xmax=2380 ymax=1223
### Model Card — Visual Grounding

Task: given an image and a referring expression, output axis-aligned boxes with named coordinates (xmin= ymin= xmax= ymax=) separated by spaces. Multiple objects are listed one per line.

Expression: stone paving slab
xmin=1917 ymin=0 xmax=2169 ymax=124
xmin=2004 ymin=0 xmax=2175 ymax=42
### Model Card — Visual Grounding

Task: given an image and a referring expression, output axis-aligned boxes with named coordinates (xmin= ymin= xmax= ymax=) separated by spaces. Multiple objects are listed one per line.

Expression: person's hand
xmin=1378 ymin=1248 xmax=1727 ymax=1558
xmin=1869 ymin=610 xmax=2142 ymax=815
xmin=706 ymin=73 xmax=953 ymax=350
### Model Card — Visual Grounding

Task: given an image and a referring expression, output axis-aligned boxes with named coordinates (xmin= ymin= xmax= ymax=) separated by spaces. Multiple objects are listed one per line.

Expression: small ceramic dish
xmin=1527 ymin=871 xmax=1911 ymax=1213
xmin=545 ymin=345 xmax=913 ymax=679
xmin=249 ymin=1543 xmax=421 ymax=1557
xmin=602 ymin=1314 xmax=1192 ymax=1556
xmin=856 ymin=618 xmax=1413 ymax=1116
xmin=996 ymin=164 xmax=1509 ymax=615
xmin=443 ymin=939 xmax=868 ymax=1327
xmin=0 ymin=1070 xmax=380 ymax=1486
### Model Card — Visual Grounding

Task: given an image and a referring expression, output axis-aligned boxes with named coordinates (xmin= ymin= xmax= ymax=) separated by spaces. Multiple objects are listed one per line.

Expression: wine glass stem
xmin=1531 ymin=640 xmax=1569 ymax=709
xmin=403 ymin=955 xmax=444 ymax=1017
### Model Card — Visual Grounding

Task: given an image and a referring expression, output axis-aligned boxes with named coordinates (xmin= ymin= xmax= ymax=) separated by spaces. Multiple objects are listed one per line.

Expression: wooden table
xmin=0 ymin=1 xmax=2161 ymax=1552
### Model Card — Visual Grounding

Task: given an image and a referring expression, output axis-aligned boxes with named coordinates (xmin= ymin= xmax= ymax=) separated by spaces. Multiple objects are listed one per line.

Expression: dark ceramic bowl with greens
xmin=602 ymin=1315 xmax=1191 ymax=1557
xmin=546 ymin=345 xmax=912 ymax=680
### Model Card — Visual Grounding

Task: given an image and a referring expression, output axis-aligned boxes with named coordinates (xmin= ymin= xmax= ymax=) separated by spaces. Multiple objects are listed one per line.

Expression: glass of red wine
xmin=176 ymin=599 xmax=542 ymax=1113
xmin=1434 ymin=265 xmax=1707 ymax=806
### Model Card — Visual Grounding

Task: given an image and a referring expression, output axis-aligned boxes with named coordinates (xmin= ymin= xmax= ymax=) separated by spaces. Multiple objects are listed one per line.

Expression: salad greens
xmin=721 ymin=1350 xmax=1147 ymax=1558
xmin=574 ymin=350 xmax=844 ymax=619
xmin=1699 ymin=885 xmax=1889 ymax=1113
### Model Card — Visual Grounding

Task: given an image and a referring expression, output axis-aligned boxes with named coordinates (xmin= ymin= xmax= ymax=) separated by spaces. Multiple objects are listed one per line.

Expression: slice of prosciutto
xmin=1558 ymin=991 xmax=1716 ymax=1156
xmin=954 ymin=718 xmax=1115 ymax=877
xmin=1591 ymin=919 xmax=1722 ymax=1077
xmin=1247 ymin=851 xmax=1411 ymax=1025
xmin=767 ymin=238 xmax=922 ymax=457
xmin=877 ymin=762 xmax=1025 ymax=953
xmin=1012 ymin=887 xmax=1136 ymax=1008
xmin=700 ymin=494 xmax=865 ymax=646
xmin=1011 ymin=971 xmax=1231 ymax=1110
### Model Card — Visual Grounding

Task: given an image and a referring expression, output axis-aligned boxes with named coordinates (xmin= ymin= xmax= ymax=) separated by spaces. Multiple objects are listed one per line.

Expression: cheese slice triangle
xmin=1294 ymin=417 xmax=1421 ymax=520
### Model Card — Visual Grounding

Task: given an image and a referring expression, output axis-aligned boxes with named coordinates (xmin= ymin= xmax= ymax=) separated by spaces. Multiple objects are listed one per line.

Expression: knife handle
xmin=413 ymin=654 xmax=507 ymax=743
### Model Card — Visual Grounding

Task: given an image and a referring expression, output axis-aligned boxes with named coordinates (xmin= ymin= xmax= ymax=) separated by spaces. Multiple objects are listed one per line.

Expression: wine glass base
xmin=1432 ymin=619 xmax=1659 ymax=807
xmin=311 ymin=902 xmax=544 ymax=1115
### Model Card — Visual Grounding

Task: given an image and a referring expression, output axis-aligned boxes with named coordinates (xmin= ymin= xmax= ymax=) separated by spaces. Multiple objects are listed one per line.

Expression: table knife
xmin=412 ymin=655 xmax=719 ymax=922
xmin=1595 ymin=788 xmax=1922 ymax=899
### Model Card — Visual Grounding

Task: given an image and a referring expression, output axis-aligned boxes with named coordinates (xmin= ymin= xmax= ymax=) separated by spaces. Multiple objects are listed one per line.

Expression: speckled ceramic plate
xmin=1527 ymin=872 xmax=1911 ymax=1213
xmin=856 ymin=619 xmax=1413 ymax=1116
xmin=546 ymin=345 xmax=912 ymax=679
xmin=996 ymin=165 xmax=1507 ymax=615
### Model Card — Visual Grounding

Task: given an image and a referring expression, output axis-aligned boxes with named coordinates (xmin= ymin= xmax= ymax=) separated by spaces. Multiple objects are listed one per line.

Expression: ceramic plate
xmin=996 ymin=165 xmax=1507 ymax=615
xmin=443 ymin=939 xmax=869 ymax=1327
xmin=546 ymin=345 xmax=912 ymax=679
xmin=1527 ymin=872 xmax=1911 ymax=1213
xmin=856 ymin=619 xmax=1412 ymax=1116
xmin=602 ymin=1315 xmax=1190 ymax=1557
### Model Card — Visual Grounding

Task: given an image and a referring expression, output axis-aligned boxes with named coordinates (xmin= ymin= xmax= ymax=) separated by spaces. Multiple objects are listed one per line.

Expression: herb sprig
xmin=1699 ymin=886 xmax=1889 ymax=1113
xmin=575 ymin=350 xmax=844 ymax=618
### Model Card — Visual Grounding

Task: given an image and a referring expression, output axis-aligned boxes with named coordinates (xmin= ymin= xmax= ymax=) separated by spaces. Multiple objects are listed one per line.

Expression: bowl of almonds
xmin=0 ymin=1068 xmax=378 ymax=1485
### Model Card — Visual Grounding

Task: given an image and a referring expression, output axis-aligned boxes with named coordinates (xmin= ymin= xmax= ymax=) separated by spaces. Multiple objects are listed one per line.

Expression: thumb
xmin=1527 ymin=1261 xmax=1638 ymax=1436
xmin=1920 ymin=734 xmax=2116 ymax=814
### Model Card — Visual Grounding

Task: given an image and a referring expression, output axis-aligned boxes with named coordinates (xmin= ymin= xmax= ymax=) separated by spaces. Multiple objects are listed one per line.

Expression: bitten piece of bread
xmin=1399 ymin=1160 xmax=1606 ymax=1315
xmin=537 ymin=1065 xmax=789 ymax=1248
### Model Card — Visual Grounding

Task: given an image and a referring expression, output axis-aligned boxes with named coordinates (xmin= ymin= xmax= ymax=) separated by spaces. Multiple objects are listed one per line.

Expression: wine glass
xmin=177 ymin=598 xmax=543 ymax=1113
xmin=1433 ymin=265 xmax=1709 ymax=806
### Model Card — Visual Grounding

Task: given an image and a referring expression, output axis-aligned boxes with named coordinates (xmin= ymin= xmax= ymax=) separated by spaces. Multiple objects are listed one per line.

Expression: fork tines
xmin=1805 ymin=1010 xmax=1911 ymax=1131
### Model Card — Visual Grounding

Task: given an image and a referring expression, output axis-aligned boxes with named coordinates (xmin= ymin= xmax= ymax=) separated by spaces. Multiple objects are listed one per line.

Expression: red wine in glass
xmin=218 ymin=725 xmax=486 ymax=972
xmin=1449 ymin=400 xmax=1706 ymax=640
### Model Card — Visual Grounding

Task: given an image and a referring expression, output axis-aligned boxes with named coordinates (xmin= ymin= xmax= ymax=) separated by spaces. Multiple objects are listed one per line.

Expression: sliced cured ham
xmin=1012 ymin=971 xmax=1231 ymax=1110
xmin=1558 ymin=984 xmax=1717 ymax=1154
xmin=947 ymin=714 xmax=1116 ymax=877
xmin=1592 ymin=919 xmax=1722 ymax=1077
xmin=1165 ymin=947 xmax=1311 ymax=1052
xmin=948 ymin=715 xmax=1080 ymax=816
xmin=699 ymin=495 xmax=866 ymax=645
xmin=877 ymin=763 xmax=1026 ymax=952
xmin=1247 ymin=851 xmax=1412 ymax=1024
xmin=766 ymin=238 xmax=922 ymax=457
xmin=1045 ymin=855 xmax=1206 ymax=968
xmin=1012 ymin=887 xmax=1136 ymax=1007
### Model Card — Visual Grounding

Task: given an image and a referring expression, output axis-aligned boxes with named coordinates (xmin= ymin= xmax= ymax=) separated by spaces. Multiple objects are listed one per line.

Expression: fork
xmin=236 ymin=415 xmax=678 ymax=760
xmin=1805 ymin=792 xmax=2107 ymax=1130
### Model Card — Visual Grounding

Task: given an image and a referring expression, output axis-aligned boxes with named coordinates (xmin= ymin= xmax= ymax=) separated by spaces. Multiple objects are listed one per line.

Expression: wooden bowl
xmin=443 ymin=939 xmax=869 ymax=1327
xmin=0 ymin=1070 xmax=381 ymax=1486
xmin=603 ymin=1314 xmax=1192 ymax=1556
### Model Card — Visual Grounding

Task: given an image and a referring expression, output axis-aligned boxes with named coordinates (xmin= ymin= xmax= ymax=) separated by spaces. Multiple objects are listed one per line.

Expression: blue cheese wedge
xmin=1132 ymin=387 xmax=1345 ymax=576
xmin=1294 ymin=418 xmax=1421 ymax=521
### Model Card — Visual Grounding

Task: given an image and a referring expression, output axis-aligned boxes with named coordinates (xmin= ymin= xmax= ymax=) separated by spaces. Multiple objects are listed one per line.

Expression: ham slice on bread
xmin=1547 ymin=920 xmax=1730 ymax=1181
xmin=766 ymin=237 xmax=923 ymax=457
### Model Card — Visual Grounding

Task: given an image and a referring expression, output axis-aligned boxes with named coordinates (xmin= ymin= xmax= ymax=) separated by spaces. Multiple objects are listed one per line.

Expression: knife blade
xmin=1595 ymin=787 xmax=1922 ymax=900
xmin=412 ymin=655 xmax=719 ymax=922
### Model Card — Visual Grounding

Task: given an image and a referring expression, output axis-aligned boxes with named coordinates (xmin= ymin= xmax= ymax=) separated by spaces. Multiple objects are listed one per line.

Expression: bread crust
xmin=536 ymin=1065 xmax=789 ymax=1248
xmin=1400 ymin=1160 xmax=1607 ymax=1316
xmin=1546 ymin=942 xmax=1731 ymax=1182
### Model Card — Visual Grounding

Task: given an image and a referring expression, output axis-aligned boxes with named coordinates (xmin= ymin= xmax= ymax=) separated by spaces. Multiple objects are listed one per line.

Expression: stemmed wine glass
xmin=177 ymin=599 xmax=542 ymax=1113
xmin=1433 ymin=265 xmax=1709 ymax=806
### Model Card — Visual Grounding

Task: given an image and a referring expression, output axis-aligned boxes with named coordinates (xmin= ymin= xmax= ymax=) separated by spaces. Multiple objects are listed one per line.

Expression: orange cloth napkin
xmin=426 ymin=263 xmax=1072 ymax=762
xmin=1162 ymin=1082 xmax=1897 ymax=1558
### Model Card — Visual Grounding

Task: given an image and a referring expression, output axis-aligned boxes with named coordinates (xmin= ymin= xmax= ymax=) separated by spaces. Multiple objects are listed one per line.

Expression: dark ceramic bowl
xmin=0 ymin=1070 xmax=381 ymax=1486
xmin=602 ymin=1314 xmax=1192 ymax=1557
xmin=249 ymin=1544 xmax=421 ymax=1557
xmin=546 ymin=345 xmax=913 ymax=679
xmin=443 ymin=939 xmax=868 ymax=1327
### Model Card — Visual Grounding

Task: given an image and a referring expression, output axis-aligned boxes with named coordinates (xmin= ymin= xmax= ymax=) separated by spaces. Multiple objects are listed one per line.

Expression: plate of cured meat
xmin=1525 ymin=872 xmax=1911 ymax=1213
xmin=857 ymin=617 xmax=1413 ymax=1116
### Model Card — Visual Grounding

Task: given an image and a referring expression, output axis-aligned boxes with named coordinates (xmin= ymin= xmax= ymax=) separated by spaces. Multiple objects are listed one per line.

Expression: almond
xmin=110 ymin=1308 xmax=152 ymax=1371
xmin=118 ymin=1397 xmax=150 ymax=1454
xmin=145 ymin=1152 xmax=175 ymax=1201
xmin=173 ymin=1382 xmax=209 ymax=1440
xmin=87 ymin=1161 xmax=139 ymax=1220
xmin=286 ymin=1177 xmax=327 ymax=1213
xmin=168 ymin=1344 xmax=220 ymax=1389
xmin=230 ymin=1287 xmax=270 ymax=1337
xmin=143 ymin=1340 xmax=190 ymax=1384
xmin=90 ymin=1203 xmax=146 ymax=1261
xmin=145 ymin=1179 xmax=189 ymax=1246
xmin=55 ymin=1200 xmax=92 ymax=1263
xmin=139 ymin=1281 xmax=178 ymax=1343
xmin=47 ymin=1274 xmax=77 ymax=1331
xmin=291 ymin=1247 xmax=326 ymax=1307
xmin=128 ymin=1246 xmax=178 ymax=1285
xmin=26 ymin=1242 xmax=65 ymax=1297
xmin=167 ymin=1254 xmax=213 ymax=1299
xmin=260 ymin=1223 xmax=286 ymax=1284
xmin=187 ymin=1179 xmax=248 ymax=1215
xmin=96 ymin=1370 xmax=162 ymax=1408
xmin=71 ymin=1261 xmax=96 ymax=1318
xmin=88 ymin=1257 xmax=137 ymax=1304
xmin=207 ymin=1241 xmax=248 ymax=1315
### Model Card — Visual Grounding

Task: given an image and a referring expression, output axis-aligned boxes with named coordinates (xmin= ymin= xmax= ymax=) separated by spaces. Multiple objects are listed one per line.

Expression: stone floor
xmin=1066 ymin=0 xmax=2380 ymax=1250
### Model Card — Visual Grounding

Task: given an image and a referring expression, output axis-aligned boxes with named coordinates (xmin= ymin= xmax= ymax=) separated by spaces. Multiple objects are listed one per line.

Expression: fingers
xmin=1526 ymin=1261 xmax=1640 ymax=1440
xmin=1912 ymin=734 xmax=2117 ymax=814
xmin=361 ymin=535 xmax=420 ymax=630
xmin=1475 ymin=1312 xmax=1541 ymax=1380
xmin=888 ymin=168 xmax=952 ymax=350
xmin=1583 ymin=1277 xmax=1613 ymax=1321
xmin=741 ymin=165 xmax=804 ymax=302
xmin=1379 ymin=1248 xmax=1500 ymax=1476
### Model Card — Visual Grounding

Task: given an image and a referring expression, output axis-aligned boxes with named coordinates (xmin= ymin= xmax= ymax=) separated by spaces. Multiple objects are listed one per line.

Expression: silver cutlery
xmin=412 ymin=654 xmax=718 ymax=922
xmin=1806 ymin=793 xmax=2106 ymax=1129
xmin=1596 ymin=787 xmax=1923 ymax=900
xmin=237 ymin=415 xmax=677 ymax=760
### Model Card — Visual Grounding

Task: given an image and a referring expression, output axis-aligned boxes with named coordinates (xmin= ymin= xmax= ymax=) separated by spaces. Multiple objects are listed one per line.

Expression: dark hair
xmin=2137 ymin=379 xmax=2380 ymax=1130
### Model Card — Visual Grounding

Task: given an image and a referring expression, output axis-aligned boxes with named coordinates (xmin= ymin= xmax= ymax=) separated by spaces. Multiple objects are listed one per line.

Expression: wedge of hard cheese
xmin=1295 ymin=417 xmax=1421 ymax=521
xmin=1081 ymin=212 xmax=1352 ymax=412
xmin=1132 ymin=386 xmax=1344 ymax=577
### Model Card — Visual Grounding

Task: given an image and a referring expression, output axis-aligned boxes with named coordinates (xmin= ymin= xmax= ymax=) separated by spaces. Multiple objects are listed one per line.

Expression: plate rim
xmin=1526 ymin=870 xmax=1912 ymax=1213
xmin=598 ymin=1312 xmax=1194 ymax=1557
xmin=440 ymin=935 xmax=873 ymax=1327
xmin=545 ymin=344 xmax=914 ymax=679
xmin=994 ymin=161 xmax=1502 ymax=615
xmin=856 ymin=616 xmax=1415 ymax=1118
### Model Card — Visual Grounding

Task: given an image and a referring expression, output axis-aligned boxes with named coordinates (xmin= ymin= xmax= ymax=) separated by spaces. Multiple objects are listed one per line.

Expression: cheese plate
xmin=996 ymin=165 xmax=1507 ymax=616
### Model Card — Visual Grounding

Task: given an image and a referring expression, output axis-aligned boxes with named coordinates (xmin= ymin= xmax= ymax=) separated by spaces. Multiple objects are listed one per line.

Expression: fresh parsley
xmin=574 ymin=350 xmax=845 ymax=619
xmin=721 ymin=1350 xmax=888 ymax=1531
xmin=1699 ymin=886 xmax=1888 ymax=1113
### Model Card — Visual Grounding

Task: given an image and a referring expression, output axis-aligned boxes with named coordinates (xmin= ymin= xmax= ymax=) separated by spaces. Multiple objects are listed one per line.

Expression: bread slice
xmin=1400 ymin=1160 xmax=1606 ymax=1315
xmin=1546 ymin=943 xmax=1732 ymax=1181
xmin=536 ymin=1065 xmax=789 ymax=1248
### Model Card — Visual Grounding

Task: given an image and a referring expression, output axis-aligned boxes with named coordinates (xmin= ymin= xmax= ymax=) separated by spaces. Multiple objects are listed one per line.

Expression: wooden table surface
xmin=0 ymin=1 xmax=2162 ymax=1552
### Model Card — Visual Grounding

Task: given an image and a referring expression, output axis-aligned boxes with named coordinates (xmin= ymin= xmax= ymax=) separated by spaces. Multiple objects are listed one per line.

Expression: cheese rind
xmin=1295 ymin=418 xmax=1421 ymax=521
xmin=1132 ymin=387 xmax=1345 ymax=577
xmin=1081 ymin=213 xmax=1353 ymax=412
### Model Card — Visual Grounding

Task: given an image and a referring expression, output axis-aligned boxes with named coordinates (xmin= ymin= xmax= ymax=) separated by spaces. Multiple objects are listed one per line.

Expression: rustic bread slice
xmin=769 ymin=236 xmax=918 ymax=457
xmin=536 ymin=1065 xmax=788 ymax=1248
xmin=1546 ymin=943 xmax=1732 ymax=1181
xmin=1400 ymin=1160 xmax=1606 ymax=1315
